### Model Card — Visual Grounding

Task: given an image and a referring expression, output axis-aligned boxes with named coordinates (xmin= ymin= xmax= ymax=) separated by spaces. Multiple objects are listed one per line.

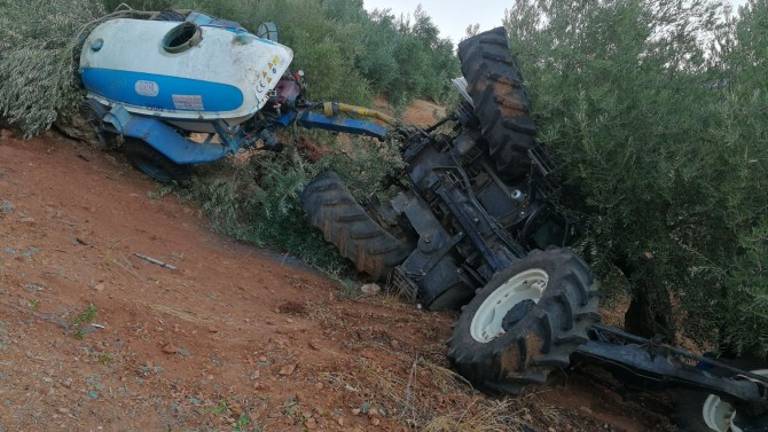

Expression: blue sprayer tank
xmin=79 ymin=16 xmax=294 ymax=132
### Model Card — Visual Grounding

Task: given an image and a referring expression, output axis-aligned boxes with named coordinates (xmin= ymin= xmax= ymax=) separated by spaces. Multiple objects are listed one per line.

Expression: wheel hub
xmin=469 ymin=268 xmax=549 ymax=343
xmin=702 ymin=369 xmax=768 ymax=432
xmin=502 ymin=299 xmax=536 ymax=331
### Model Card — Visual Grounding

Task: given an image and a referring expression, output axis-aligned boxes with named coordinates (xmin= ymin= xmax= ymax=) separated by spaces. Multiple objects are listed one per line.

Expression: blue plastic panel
xmin=81 ymin=68 xmax=244 ymax=113
xmin=104 ymin=105 xmax=232 ymax=164
xmin=187 ymin=11 xmax=247 ymax=33
xmin=297 ymin=112 xmax=389 ymax=139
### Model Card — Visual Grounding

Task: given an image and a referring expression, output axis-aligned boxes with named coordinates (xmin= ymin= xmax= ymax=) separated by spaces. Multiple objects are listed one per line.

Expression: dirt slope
xmin=0 ymin=129 xmax=670 ymax=431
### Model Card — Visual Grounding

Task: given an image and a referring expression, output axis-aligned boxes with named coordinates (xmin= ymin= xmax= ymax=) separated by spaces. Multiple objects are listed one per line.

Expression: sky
xmin=363 ymin=0 xmax=749 ymax=46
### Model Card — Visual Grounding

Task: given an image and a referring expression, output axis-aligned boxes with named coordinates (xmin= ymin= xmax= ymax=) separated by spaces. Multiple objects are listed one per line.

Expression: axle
xmin=576 ymin=324 xmax=768 ymax=409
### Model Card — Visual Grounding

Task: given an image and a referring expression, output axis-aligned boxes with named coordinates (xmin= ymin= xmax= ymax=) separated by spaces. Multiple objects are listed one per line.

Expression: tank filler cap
xmin=90 ymin=38 xmax=104 ymax=52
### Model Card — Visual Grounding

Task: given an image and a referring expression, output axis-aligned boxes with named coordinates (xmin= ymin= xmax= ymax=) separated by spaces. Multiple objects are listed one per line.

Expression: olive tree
xmin=504 ymin=0 xmax=767 ymax=356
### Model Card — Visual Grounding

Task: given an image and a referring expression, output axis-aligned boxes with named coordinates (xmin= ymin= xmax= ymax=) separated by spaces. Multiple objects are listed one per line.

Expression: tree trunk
xmin=616 ymin=254 xmax=676 ymax=343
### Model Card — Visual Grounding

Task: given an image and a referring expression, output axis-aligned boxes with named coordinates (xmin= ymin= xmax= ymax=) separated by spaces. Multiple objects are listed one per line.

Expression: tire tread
xmin=302 ymin=171 xmax=412 ymax=280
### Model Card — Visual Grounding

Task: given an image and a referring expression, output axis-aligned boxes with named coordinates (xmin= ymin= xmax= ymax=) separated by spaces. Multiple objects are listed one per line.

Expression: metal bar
xmin=576 ymin=340 xmax=766 ymax=403
xmin=434 ymin=163 xmax=526 ymax=258
xmin=134 ymin=253 xmax=177 ymax=270
xmin=297 ymin=111 xmax=389 ymax=139
xmin=424 ymin=115 xmax=454 ymax=133
xmin=433 ymin=185 xmax=506 ymax=271
xmin=592 ymin=324 xmax=768 ymax=385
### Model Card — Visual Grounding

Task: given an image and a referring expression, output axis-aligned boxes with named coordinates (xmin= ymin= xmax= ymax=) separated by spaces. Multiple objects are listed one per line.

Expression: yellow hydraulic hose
xmin=321 ymin=102 xmax=398 ymax=126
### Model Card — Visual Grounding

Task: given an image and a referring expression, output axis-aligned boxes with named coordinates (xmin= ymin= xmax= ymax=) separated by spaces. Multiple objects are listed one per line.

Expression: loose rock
xmin=161 ymin=343 xmax=179 ymax=354
xmin=278 ymin=364 xmax=296 ymax=376
xmin=0 ymin=200 xmax=14 ymax=215
xmin=360 ymin=283 xmax=381 ymax=296
xmin=305 ymin=418 xmax=317 ymax=429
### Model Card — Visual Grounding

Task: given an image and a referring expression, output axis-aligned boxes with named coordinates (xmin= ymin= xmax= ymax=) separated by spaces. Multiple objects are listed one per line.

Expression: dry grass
xmin=352 ymin=353 xmax=583 ymax=431
xmin=423 ymin=399 xmax=524 ymax=432
xmin=304 ymin=294 xmax=577 ymax=431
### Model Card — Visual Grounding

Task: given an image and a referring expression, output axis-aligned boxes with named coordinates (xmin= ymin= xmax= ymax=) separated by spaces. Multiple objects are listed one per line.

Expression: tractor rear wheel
xmin=301 ymin=171 xmax=413 ymax=281
xmin=458 ymin=27 xmax=536 ymax=181
xmin=448 ymin=248 xmax=599 ymax=395
xmin=125 ymin=138 xmax=191 ymax=185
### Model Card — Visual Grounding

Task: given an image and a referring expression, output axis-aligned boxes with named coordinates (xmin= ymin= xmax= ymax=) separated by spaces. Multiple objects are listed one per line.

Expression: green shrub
xmin=0 ymin=0 xmax=106 ymax=137
xmin=181 ymin=132 xmax=404 ymax=275
xmin=504 ymin=0 xmax=768 ymax=356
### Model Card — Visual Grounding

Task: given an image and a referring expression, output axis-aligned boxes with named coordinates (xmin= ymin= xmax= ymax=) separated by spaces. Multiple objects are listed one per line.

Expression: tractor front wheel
xmin=448 ymin=248 xmax=600 ymax=395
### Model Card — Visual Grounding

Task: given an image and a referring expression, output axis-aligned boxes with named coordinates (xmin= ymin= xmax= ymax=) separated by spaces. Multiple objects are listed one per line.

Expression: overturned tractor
xmin=76 ymin=8 xmax=767 ymax=429
xmin=301 ymin=28 xmax=768 ymax=432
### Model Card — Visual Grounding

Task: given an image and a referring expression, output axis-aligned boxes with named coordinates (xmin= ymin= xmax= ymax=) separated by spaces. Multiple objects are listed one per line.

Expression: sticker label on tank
xmin=134 ymin=80 xmax=159 ymax=97
xmin=172 ymin=95 xmax=204 ymax=111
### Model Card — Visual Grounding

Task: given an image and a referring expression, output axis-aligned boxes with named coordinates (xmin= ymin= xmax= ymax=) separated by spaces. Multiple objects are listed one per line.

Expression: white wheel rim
xmin=469 ymin=269 xmax=549 ymax=343
xmin=702 ymin=369 xmax=768 ymax=431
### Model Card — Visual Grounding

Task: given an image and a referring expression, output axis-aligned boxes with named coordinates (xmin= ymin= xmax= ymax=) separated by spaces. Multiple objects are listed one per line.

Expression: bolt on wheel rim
xmin=470 ymin=269 xmax=549 ymax=343
xmin=702 ymin=369 xmax=768 ymax=432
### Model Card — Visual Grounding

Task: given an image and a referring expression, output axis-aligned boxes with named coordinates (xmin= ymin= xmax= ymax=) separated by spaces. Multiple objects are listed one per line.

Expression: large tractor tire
xmin=458 ymin=27 xmax=536 ymax=180
xmin=448 ymin=248 xmax=600 ymax=395
xmin=301 ymin=171 xmax=412 ymax=280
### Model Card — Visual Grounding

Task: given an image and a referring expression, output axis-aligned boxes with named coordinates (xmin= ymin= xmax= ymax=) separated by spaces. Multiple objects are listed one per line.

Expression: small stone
xmin=579 ymin=406 xmax=593 ymax=416
xmin=360 ymin=283 xmax=381 ymax=296
xmin=57 ymin=407 xmax=69 ymax=414
xmin=161 ymin=343 xmax=179 ymax=354
xmin=21 ymin=247 xmax=39 ymax=257
xmin=360 ymin=402 xmax=370 ymax=414
xmin=94 ymin=283 xmax=105 ymax=292
xmin=24 ymin=283 xmax=44 ymax=293
xmin=258 ymin=356 xmax=268 ymax=362
xmin=371 ymin=418 xmax=381 ymax=426
xmin=336 ymin=417 xmax=345 ymax=426
xmin=308 ymin=340 xmax=321 ymax=351
xmin=352 ymin=408 xmax=361 ymax=416
xmin=305 ymin=418 xmax=317 ymax=430
xmin=0 ymin=200 xmax=14 ymax=215
xmin=278 ymin=364 xmax=296 ymax=376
